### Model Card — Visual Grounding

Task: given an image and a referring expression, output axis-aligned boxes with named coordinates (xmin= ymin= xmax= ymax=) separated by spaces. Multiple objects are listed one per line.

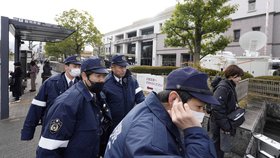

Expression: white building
xmin=103 ymin=0 xmax=280 ymax=67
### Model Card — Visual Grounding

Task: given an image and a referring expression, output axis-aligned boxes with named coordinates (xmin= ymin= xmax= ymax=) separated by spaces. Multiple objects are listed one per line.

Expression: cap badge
xmin=122 ymin=56 xmax=126 ymax=60
xmin=100 ymin=60 xmax=105 ymax=67
xmin=76 ymin=56 xmax=81 ymax=61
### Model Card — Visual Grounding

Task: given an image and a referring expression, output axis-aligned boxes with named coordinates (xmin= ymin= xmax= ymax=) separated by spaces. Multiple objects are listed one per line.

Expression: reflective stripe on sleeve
xmin=135 ymin=87 xmax=142 ymax=94
xmin=31 ymin=99 xmax=46 ymax=107
xmin=38 ymin=136 xmax=69 ymax=150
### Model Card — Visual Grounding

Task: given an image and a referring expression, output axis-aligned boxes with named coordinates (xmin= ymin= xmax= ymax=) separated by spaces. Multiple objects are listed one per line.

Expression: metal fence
xmin=236 ymin=78 xmax=249 ymax=101
xmin=248 ymin=78 xmax=280 ymax=98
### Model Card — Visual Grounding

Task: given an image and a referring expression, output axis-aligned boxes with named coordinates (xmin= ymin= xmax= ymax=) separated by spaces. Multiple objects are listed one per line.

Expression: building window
xmin=248 ymin=0 xmax=256 ymax=12
xmin=116 ymin=46 xmax=121 ymax=53
xmin=159 ymin=23 xmax=163 ymax=30
xmin=141 ymin=41 xmax=153 ymax=66
xmin=233 ymin=29 xmax=241 ymax=42
xmin=181 ymin=54 xmax=192 ymax=66
xmin=252 ymin=26 xmax=261 ymax=31
xmin=128 ymin=43 xmax=136 ymax=54
xmin=141 ymin=27 xmax=154 ymax=35
xmin=162 ymin=55 xmax=176 ymax=66
xmin=127 ymin=31 xmax=137 ymax=38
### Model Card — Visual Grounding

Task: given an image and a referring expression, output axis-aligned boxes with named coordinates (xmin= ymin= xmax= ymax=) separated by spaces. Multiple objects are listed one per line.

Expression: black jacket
xmin=211 ymin=78 xmax=237 ymax=131
xmin=10 ymin=67 xmax=23 ymax=97
xmin=42 ymin=63 xmax=52 ymax=77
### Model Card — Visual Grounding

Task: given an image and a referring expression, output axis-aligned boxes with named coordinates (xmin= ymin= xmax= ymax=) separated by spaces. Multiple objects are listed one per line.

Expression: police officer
xmin=105 ymin=67 xmax=219 ymax=158
xmin=36 ymin=57 xmax=109 ymax=158
xmin=99 ymin=54 xmax=145 ymax=156
xmin=21 ymin=55 xmax=81 ymax=140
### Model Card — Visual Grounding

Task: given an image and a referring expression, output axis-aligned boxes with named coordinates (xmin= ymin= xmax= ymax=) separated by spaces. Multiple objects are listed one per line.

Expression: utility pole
xmin=109 ymin=37 xmax=112 ymax=60
xmin=264 ymin=0 xmax=270 ymax=57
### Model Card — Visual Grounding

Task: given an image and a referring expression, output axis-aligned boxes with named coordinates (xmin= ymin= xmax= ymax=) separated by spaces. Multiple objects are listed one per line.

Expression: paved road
xmin=0 ymin=62 xmax=57 ymax=158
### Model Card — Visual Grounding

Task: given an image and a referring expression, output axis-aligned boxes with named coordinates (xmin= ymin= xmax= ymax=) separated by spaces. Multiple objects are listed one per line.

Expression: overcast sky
xmin=0 ymin=0 xmax=176 ymax=34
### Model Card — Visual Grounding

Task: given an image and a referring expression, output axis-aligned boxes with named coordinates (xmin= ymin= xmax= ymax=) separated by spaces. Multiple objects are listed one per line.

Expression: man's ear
xmin=81 ymin=72 xmax=87 ymax=81
xmin=110 ymin=64 xmax=114 ymax=69
xmin=168 ymin=91 xmax=179 ymax=108
xmin=64 ymin=65 xmax=69 ymax=72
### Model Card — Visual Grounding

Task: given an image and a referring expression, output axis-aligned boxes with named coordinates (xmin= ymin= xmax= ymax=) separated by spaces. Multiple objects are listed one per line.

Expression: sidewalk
xmin=0 ymin=63 xmax=57 ymax=158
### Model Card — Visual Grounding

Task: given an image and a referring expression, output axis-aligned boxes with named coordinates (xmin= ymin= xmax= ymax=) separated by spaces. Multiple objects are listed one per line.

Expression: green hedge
xmin=254 ymin=76 xmax=280 ymax=81
xmin=130 ymin=66 xmax=253 ymax=80
xmin=129 ymin=66 xmax=178 ymax=75
xmin=197 ymin=67 xmax=253 ymax=80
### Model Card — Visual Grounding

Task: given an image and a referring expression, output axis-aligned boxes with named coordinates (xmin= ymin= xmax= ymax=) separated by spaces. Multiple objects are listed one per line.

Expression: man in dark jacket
xmin=36 ymin=57 xmax=110 ymax=158
xmin=99 ymin=54 xmax=145 ymax=156
xmin=21 ymin=55 xmax=81 ymax=141
xmin=41 ymin=60 xmax=52 ymax=83
xmin=105 ymin=67 xmax=219 ymax=158
xmin=10 ymin=62 xmax=23 ymax=102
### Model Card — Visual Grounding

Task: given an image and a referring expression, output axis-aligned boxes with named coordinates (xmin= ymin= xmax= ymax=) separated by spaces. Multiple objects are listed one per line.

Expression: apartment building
xmin=103 ymin=0 xmax=280 ymax=67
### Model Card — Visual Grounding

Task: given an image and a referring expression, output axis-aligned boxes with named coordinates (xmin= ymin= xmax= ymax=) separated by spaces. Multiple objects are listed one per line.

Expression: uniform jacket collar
xmin=56 ymin=72 xmax=79 ymax=92
xmin=75 ymin=81 xmax=94 ymax=102
xmin=106 ymin=69 xmax=132 ymax=83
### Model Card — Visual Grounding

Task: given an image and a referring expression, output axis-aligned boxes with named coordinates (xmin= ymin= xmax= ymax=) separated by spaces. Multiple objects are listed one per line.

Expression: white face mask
xmin=69 ymin=68 xmax=81 ymax=77
xmin=190 ymin=109 xmax=205 ymax=123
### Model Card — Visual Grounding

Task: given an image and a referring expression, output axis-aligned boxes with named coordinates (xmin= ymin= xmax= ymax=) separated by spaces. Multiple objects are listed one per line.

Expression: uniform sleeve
xmin=21 ymin=82 xmax=48 ymax=140
xmin=212 ymin=86 xmax=232 ymax=131
xmin=184 ymin=127 xmax=217 ymax=158
xmin=134 ymin=80 xmax=145 ymax=104
xmin=36 ymin=103 xmax=77 ymax=158
xmin=120 ymin=116 xmax=181 ymax=158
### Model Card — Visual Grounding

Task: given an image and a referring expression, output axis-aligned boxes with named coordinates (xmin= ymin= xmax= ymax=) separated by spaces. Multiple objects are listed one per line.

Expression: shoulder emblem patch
xmin=49 ymin=119 xmax=63 ymax=134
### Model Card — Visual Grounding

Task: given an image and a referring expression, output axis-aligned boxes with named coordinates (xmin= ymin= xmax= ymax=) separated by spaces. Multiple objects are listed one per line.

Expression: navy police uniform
xmin=105 ymin=92 xmax=217 ymax=158
xmin=36 ymin=57 xmax=110 ymax=158
xmin=105 ymin=67 xmax=218 ymax=157
xmin=21 ymin=55 xmax=81 ymax=140
xmin=103 ymin=54 xmax=145 ymax=129
xmin=100 ymin=55 xmax=145 ymax=156
xmin=103 ymin=70 xmax=145 ymax=127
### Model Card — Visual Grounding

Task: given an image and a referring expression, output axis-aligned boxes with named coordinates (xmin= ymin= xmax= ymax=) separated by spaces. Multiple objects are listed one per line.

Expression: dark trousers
xmin=14 ymin=95 xmax=20 ymax=101
xmin=99 ymin=126 xmax=113 ymax=157
xmin=210 ymin=117 xmax=224 ymax=158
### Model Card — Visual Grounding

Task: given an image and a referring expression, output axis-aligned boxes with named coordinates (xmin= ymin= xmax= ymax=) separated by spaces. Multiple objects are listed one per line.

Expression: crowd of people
xmin=9 ymin=59 xmax=53 ymax=103
xmin=11 ymin=54 xmax=245 ymax=158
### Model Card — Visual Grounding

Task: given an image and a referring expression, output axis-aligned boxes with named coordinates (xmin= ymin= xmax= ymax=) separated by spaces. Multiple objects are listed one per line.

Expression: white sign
xmin=137 ymin=74 xmax=164 ymax=93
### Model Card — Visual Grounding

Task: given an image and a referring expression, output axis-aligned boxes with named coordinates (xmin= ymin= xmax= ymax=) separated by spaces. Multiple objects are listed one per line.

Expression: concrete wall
xmin=266 ymin=102 xmax=280 ymax=119
xmin=272 ymin=13 xmax=280 ymax=58
xmin=225 ymin=14 xmax=274 ymax=56
xmin=49 ymin=61 xmax=64 ymax=73
xmin=229 ymin=0 xmax=278 ymax=19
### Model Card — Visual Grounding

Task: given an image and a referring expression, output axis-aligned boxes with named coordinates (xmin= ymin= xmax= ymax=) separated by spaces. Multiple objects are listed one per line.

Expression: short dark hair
xmin=157 ymin=90 xmax=192 ymax=104
xmin=85 ymin=71 xmax=94 ymax=77
xmin=224 ymin=65 xmax=244 ymax=78
xmin=30 ymin=61 xmax=36 ymax=66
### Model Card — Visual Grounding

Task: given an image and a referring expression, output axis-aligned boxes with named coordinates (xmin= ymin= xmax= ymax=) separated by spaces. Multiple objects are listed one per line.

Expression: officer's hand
xmin=168 ymin=98 xmax=201 ymax=130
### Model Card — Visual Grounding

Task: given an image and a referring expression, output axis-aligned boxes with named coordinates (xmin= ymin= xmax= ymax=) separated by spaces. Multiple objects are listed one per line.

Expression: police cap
xmin=81 ymin=57 xmax=109 ymax=74
xmin=165 ymin=67 xmax=220 ymax=105
xmin=111 ymin=54 xmax=129 ymax=67
xmin=64 ymin=55 xmax=81 ymax=65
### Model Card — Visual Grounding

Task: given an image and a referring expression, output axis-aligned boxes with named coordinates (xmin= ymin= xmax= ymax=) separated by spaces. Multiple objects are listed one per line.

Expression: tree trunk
xmin=194 ymin=28 xmax=202 ymax=67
